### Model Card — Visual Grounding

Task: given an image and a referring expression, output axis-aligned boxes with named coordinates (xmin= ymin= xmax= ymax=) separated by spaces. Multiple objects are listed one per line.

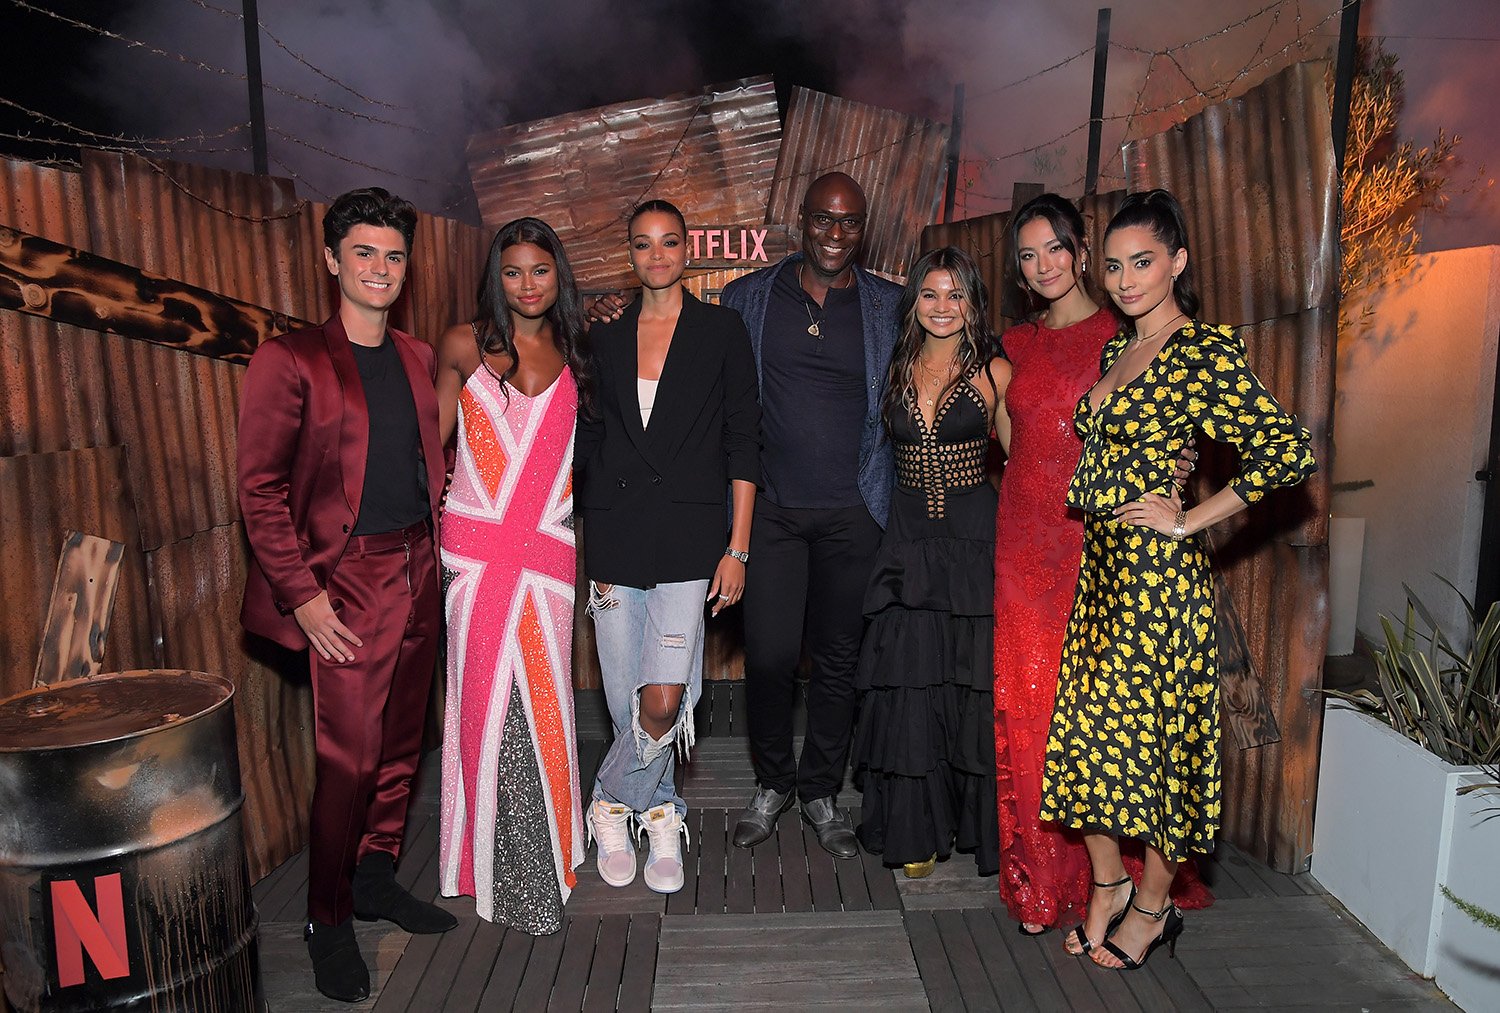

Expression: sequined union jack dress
xmin=438 ymin=362 xmax=583 ymax=934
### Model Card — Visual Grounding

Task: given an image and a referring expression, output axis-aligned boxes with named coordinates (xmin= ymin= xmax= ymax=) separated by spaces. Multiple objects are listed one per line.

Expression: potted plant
xmin=1312 ymin=580 xmax=1500 ymax=1010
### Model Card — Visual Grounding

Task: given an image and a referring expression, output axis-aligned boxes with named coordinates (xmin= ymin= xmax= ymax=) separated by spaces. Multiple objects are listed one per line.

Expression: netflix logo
xmin=683 ymin=225 xmax=792 ymax=270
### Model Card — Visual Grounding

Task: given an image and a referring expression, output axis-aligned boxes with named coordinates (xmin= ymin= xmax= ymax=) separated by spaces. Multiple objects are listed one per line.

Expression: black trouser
xmin=741 ymin=498 xmax=882 ymax=801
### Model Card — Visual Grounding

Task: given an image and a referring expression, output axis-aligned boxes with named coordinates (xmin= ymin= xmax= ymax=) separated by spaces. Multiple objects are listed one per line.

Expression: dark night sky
xmin=3 ymin=1 xmax=1496 ymax=248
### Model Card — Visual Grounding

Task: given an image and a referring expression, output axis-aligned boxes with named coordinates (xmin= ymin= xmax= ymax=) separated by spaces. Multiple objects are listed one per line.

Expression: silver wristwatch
xmin=724 ymin=548 xmax=750 ymax=563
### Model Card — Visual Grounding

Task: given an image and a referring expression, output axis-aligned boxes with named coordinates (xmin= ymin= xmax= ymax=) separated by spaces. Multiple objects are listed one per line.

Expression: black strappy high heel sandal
xmin=1065 ymin=874 xmax=1135 ymax=955
xmin=1098 ymin=901 xmax=1185 ymax=971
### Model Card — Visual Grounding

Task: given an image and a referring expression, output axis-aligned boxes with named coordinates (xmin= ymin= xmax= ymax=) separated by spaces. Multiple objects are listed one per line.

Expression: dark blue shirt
xmin=759 ymin=265 xmax=866 ymax=508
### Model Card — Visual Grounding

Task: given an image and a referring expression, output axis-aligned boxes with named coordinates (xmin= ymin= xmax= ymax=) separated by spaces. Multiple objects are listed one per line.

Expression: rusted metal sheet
xmin=467 ymin=77 xmax=782 ymax=292
xmin=1124 ymin=61 xmax=1338 ymax=325
xmin=405 ymin=210 xmax=490 ymax=345
xmin=0 ymin=155 xmax=89 ymax=248
xmin=1122 ymin=62 xmax=1336 ymax=873
xmin=149 ymin=524 xmax=316 ymax=882
xmin=81 ymin=151 xmax=329 ymax=323
xmin=0 ymin=446 xmax=157 ymax=704
xmin=921 ymin=210 xmax=1014 ymax=333
xmin=33 ymin=532 xmax=128 ymax=687
xmin=0 ymin=225 xmax=311 ymax=363
xmin=768 ymin=87 xmax=949 ymax=281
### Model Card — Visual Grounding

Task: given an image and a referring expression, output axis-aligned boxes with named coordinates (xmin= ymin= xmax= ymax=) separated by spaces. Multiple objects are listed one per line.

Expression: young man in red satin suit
xmin=238 ymin=188 xmax=456 ymax=1003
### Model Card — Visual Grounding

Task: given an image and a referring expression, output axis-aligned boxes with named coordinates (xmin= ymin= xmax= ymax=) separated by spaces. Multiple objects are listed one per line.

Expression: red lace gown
xmin=994 ymin=309 xmax=1212 ymax=928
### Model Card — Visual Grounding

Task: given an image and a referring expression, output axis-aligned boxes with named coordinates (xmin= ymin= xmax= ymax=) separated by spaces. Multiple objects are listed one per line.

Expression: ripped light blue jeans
xmin=588 ymin=578 xmax=708 ymax=815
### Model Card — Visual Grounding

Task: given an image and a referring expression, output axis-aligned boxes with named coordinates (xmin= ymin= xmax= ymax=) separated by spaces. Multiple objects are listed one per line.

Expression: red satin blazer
xmin=237 ymin=313 xmax=445 ymax=650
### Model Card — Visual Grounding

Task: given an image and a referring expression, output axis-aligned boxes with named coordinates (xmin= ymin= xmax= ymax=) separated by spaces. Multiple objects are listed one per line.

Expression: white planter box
xmin=1434 ymin=772 xmax=1500 ymax=1011
xmin=1311 ymin=703 xmax=1469 ymax=976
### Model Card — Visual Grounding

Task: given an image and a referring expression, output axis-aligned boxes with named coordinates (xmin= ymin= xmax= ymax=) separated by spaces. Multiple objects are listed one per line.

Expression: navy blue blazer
xmin=720 ymin=253 xmax=900 ymax=528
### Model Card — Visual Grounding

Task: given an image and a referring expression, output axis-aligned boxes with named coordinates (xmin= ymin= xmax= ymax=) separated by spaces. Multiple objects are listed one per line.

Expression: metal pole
xmin=1084 ymin=7 xmax=1112 ymax=196
xmin=243 ymin=0 xmax=268 ymax=175
xmin=943 ymin=83 xmax=965 ymax=222
xmin=1331 ymin=0 xmax=1363 ymax=175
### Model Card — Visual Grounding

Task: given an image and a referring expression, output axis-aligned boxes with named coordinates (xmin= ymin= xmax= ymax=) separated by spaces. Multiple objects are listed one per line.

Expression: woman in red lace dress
xmin=994 ymin=194 xmax=1210 ymax=934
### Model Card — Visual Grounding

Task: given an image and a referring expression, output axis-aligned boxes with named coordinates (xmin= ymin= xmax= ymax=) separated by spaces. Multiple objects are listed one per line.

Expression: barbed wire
xmin=967 ymin=46 xmax=1095 ymax=100
xmin=5 ymin=0 xmax=431 ymax=134
xmin=0 ymin=126 xmax=250 ymax=157
xmin=268 ymin=153 xmax=333 ymax=203
xmin=141 ymin=155 xmax=312 ymax=221
xmin=0 ymin=96 xmax=249 ymax=151
xmin=180 ymin=0 xmax=412 ymax=112
xmin=267 ymin=125 xmax=432 ymax=183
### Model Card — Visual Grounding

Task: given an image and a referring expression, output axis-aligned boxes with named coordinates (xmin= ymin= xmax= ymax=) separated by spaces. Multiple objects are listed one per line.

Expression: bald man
xmin=719 ymin=173 xmax=900 ymax=858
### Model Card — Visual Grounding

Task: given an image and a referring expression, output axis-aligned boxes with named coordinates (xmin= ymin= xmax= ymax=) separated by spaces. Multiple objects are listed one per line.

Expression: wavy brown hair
xmin=881 ymin=246 xmax=996 ymax=432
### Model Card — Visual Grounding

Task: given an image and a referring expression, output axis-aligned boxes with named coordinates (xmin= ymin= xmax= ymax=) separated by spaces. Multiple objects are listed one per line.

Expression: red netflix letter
xmin=51 ymin=873 xmax=130 ymax=986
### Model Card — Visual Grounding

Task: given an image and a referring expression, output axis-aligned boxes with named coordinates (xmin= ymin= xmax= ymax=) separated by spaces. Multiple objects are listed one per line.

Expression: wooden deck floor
xmin=254 ymin=683 xmax=1458 ymax=1011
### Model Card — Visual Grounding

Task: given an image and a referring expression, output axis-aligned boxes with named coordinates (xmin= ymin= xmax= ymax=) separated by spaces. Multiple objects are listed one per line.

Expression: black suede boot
xmin=305 ymin=917 xmax=370 ymax=1003
xmin=352 ymin=852 xmax=458 ymax=933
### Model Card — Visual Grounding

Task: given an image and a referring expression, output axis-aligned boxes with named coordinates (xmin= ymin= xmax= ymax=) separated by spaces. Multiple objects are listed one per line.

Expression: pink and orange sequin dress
xmin=438 ymin=363 xmax=583 ymax=933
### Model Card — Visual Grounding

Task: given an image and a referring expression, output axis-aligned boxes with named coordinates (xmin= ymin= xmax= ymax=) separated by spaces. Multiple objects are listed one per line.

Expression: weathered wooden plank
xmin=0 ymin=224 xmax=312 ymax=363
xmin=665 ymin=806 xmax=699 ymax=916
xmin=904 ymin=911 xmax=963 ymax=1013
xmin=444 ymin=919 xmax=506 ymax=1010
xmin=615 ymin=914 xmax=659 ymax=1011
xmin=803 ymin=823 xmax=842 ymax=912
xmin=251 ymin=850 xmax=295 ymax=909
xmin=1038 ymin=918 xmax=1139 ymax=1012
xmin=260 ymin=849 xmax=311 ymax=924
xmin=724 ymin=814 xmax=756 ymax=913
xmin=861 ymin=843 xmax=903 ymax=911
xmin=580 ymin=914 xmax=630 ymax=1013
xmin=729 ymin=680 xmax=748 ymax=736
xmin=547 ymin=916 xmax=597 ymax=1011
xmin=32 ymin=531 xmax=125 ymax=686
xmin=931 ymin=908 xmax=1000 ymax=1009
xmin=751 ymin=816 xmax=783 ymax=912
xmin=510 ymin=919 xmax=567 ymax=1010
xmin=833 ymin=845 xmax=872 ymax=913
xmin=478 ymin=927 xmax=535 ymax=1010
xmin=394 ymin=813 xmax=437 ymax=895
xmin=775 ymin=811 xmax=814 ymax=913
xmin=962 ymin=909 xmax=1037 ymax=1011
xmin=710 ymin=680 xmax=733 ymax=736
xmin=384 ymin=914 xmax=478 ymax=1011
xmin=994 ymin=925 xmax=1072 ymax=1013
xmin=696 ymin=808 xmax=728 ymax=914
xmin=370 ymin=922 xmax=445 ymax=1011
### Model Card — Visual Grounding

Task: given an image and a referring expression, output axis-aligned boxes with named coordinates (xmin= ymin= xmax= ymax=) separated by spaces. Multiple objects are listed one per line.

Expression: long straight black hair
xmin=474 ymin=217 xmax=596 ymax=418
xmin=881 ymin=246 xmax=996 ymax=432
xmin=1102 ymin=188 xmax=1201 ymax=320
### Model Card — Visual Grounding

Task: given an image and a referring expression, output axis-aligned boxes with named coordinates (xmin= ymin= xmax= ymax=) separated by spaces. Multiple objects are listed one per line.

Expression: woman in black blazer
xmin=575 ymin=200 xmax=760 ymax=895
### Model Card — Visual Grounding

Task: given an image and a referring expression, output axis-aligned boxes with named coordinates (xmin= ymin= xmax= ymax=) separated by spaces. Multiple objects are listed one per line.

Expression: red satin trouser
xmin=306 ymin=520 xmax=440 ymax=925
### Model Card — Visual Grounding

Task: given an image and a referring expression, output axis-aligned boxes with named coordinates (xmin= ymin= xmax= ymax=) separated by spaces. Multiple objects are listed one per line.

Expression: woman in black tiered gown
xmin=853 ymin=247 xmax=1009 ymax=878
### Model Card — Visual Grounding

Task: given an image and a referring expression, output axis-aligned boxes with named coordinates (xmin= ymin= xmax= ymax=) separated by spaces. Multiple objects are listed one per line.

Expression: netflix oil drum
xmin=0 ymin=670 xmax=262 ymax=1012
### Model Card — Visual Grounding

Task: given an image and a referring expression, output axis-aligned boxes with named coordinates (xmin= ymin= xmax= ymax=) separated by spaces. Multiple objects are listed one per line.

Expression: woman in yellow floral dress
xmin=1039 ymin=189 xmax=1315 ymax=971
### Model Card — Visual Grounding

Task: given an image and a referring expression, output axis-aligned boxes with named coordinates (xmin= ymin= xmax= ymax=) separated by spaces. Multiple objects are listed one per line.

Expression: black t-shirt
xmin=350 ymin=338 xmax=429 ymax=535
xmin=759 ymin=266 xmax=866 ymax=508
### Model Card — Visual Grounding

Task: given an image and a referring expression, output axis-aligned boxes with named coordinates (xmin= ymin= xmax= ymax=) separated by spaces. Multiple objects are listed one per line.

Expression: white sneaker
xmin=637 ymin=803 xmax=690 ymax=894
xmin=587 ymin=800 xmax=637 ymax=887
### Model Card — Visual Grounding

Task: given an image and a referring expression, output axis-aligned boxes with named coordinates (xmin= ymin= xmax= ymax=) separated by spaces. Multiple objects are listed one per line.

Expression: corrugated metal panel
xmin=0 ymin=156 xmax=89 ymax=247
xmin=405 ymin=211 xmax=490 ymax=345
xmin=466 ymin=77 xmax=782 ymax=292
xmin=0 ymin=313 xmax=118 ymax=456
xmin=1122 ymin=61 xmax=1336 ymax=873
xmin=149 ymin=523 xmax=315 ymax=881
xmin=81 ymin=151 xmax=330 ymax=323
xmin=0 ymin=446 xmax=158 ymax=702
xmin=1124 ymin=61 xmax=1337 ymax=324
xmin=767 ymin=87 xmax=950 ymax=281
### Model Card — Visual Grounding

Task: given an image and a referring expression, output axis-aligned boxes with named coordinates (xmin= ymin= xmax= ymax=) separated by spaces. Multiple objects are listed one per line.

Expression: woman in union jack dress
xmin=433 ymin=218 xmax=595 ymax=934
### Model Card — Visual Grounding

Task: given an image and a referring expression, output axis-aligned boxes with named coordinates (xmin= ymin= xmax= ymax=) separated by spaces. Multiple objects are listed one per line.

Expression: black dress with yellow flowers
xmin=1038 ymin=321 xmax=1315 ymax=861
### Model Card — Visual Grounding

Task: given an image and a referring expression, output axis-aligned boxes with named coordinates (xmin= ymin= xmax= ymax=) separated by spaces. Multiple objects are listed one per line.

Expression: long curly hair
xmin=474 ymin=217 xmax=596 ymax=418
xmin=881 ymin=246 xmax=996 ymax=432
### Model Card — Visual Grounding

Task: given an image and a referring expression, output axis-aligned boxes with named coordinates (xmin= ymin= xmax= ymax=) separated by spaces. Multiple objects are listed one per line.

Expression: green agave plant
xmin=1328 ymin=577 xmax=1500 ymax=767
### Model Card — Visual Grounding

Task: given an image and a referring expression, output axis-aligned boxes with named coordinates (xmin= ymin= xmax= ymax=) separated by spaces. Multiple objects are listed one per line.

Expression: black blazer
xmin=576 ymin=291 xmax=761 ymax=587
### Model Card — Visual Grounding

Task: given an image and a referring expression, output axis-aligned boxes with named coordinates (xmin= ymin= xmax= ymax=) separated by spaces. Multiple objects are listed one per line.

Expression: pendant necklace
xmin=798 ymin=264 xmax=851 ymax=338
xmin=1130 ymin=311 xmax=1185 ymax=348
xmin=917 ymin=356 xmax=957 ymax=407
